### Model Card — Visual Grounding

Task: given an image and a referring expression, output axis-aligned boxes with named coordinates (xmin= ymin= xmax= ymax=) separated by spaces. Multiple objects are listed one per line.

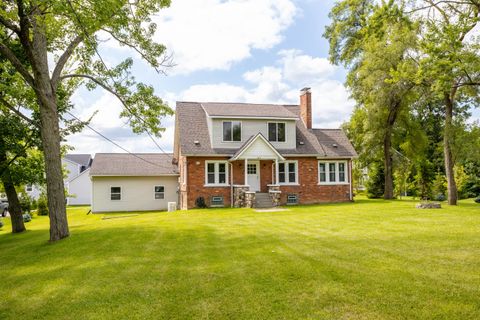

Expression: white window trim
xmin=278 ymin=160 xmax=299 ymax=185
xmin=318 ymin=161 xmax=349 ymax=185
xmin=110 ymin=186 xmax=122 ymax=201
xmin=267 ymin=122 xmax=287 ymax=143
xmin=205 ymin=161 xmax=230 ymax=186
xmin=221 ymin=120 xmax=243 ymax=142
xmin=26 ymin=185 xmax=33 ymax=192
xmin=154 ymin=185 xmax=165 ymax=200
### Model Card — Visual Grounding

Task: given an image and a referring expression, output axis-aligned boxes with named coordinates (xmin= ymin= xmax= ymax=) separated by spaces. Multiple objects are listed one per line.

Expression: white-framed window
xmin=110 ymin=187 xmax=121 ymax=200
xmin=223 ymin=121 xmax=242 ymax=142
xmin=278 ymin=161 xmax=298 ymax=184
xmin=205 ymin=161 xmax=229 ymax=186
xmin=26 ymin=184 xmax=33 ymax=192
xmin=154 ymin=186 xmax=165 ymax=200
xmin=268 ymin=122 xmax=286 ymax=142
xmin=318 ymin=161 xmax=349 ymax=184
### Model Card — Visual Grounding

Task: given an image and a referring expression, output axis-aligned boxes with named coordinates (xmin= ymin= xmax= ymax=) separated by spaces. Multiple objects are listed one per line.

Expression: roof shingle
xmin=90 ymin=153 xmax=178 ymax=176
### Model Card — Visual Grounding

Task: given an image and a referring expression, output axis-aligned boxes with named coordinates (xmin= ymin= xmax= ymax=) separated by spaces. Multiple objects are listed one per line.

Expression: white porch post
xmin=244 ymin=158 xmax=248 ymax=186
xmin=275 ymin=159 xmax=279 ymax=184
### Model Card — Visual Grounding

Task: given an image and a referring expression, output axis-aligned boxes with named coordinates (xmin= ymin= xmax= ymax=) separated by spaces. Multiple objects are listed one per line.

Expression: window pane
xmin=111 ymin=187 xmax=121 ymax=193
xmin=155 ymin=193 xmax=164 ymax=200
xmin=155 ymin=186 xmax=164 ymax=193
xmin=319 ymin=163 xmax=326 ymax=182
xmin=289 ymin=172 xmax=296 ymax=183
xmin=111 ymin=193 xmax=121 ymax=200
xmin=329 ymin=163 xmax=336 ymax=182
xmin=218 ymin=163 xmax=226 ymax=173
xmin=232 ymin=122 xmax=241 ymax=141
xmin=219 ymin=173 xmax=226 ymax=184
xmin=278 ymin=123 xmax=285 ymax=142
xmin=279 ymin=173 xmax=285 ymax=183
xmin=207 ymin=173 xmax=215 ymax=184
xmin=268 ymin=123 xmax=276 ymax=141
xmin=207 ymin=163 xmax=215 ymax=173
xmin=223 ymin=122 xmax=232 ymax=141
xmin=339 ymin=163 xmax=345 ymax=182
xmin=288 ymin=162 xmax=295 ymax=173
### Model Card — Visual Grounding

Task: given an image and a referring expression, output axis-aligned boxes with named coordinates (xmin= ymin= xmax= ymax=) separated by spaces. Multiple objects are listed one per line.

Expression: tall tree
xmin=325 ymin=0 xmax=418 ymax=199
xmin=407 ymin=0 xmax=480 ymax=204
xmin=0 ymin=0 xmax=173 ymax=240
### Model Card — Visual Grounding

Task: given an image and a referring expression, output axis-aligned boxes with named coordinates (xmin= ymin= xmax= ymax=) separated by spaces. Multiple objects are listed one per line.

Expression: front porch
xmin=229 ymin=134 xmax=284 ymax=208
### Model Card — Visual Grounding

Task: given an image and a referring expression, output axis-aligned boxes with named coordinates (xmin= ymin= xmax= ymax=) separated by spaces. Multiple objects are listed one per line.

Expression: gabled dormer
xmin=200 ymin=102 xmax=299 ymax=150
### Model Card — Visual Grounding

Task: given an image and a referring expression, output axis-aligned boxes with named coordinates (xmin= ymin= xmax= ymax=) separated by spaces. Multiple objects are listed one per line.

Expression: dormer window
xmin=268 ymin=122 xmax=286 ymax=142
xmin=223 ymin=121 xmax=242 ymax=142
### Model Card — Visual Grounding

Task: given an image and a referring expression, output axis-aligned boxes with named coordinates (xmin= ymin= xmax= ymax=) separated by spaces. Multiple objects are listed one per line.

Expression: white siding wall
xmin=210 ymin=119 xmax=296 ymax=149
xmin=91 ymin=176 xmax=178 ymax=212
xmin=67 ymin=169 xmax=92 ymax=205
xmin=63 ymin=160 xmax=80 ymax=182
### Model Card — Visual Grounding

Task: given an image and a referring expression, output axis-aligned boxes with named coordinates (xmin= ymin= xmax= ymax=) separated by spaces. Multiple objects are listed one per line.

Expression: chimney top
xmin=300 ymin=87 xmax=311 ymax=93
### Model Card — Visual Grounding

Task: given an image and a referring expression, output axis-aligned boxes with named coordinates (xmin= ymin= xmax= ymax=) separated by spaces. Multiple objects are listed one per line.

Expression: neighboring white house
xmin=26 ymin=154 xmax=93 ymax=205
xmin=89 ymin=153 xmax=179 ymax=213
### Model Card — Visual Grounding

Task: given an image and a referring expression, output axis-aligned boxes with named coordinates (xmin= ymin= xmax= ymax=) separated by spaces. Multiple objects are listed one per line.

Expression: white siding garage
xmin=91 ymin=176 xmax=178 ymax=212
xmin=90 ymin=153 xmax=179 ymax=213
xmin=67 ymin=168 xmax=92 ymax=205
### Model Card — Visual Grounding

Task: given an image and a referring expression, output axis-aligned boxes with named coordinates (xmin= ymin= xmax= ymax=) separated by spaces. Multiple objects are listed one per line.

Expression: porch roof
xmin=230 ymin=133 xmax=285 ymax=161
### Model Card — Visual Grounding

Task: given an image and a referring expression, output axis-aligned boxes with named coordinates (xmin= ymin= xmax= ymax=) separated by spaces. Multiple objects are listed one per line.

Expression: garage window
xmin=110 ymin=187 xmax=121 ymax=200
xmin=154 ymin=186 xmax=165 ymax=200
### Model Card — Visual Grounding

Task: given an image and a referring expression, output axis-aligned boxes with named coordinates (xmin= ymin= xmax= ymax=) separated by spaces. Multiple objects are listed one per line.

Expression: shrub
xmin=23 ymin=213 xmax=32 ymax=222
xmin=37 ymin=197 xmax=49 ymax=216
xmin=434 ymin=193 xmax=446 ymax=202
xmin=0 ymin=219 xmax=3 ymax=228
xmin=366 ymin=162 xmax=384 ymax=199
xmin=195 ymin=196 xmax=207 ymax=208
xmin=19 ymin=193 xmax=32 ymax=213
xmin=475 ymin=197 xmax=480 ymax=204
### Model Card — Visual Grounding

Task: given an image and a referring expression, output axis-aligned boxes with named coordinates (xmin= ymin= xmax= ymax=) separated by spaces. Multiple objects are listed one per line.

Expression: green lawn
xmin=1 ymin=199 xmax=479 ymax=319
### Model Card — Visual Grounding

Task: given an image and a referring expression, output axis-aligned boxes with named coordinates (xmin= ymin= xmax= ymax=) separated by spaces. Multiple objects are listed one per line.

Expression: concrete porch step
xmin=254 ymin=193 xmax=274 ymax=208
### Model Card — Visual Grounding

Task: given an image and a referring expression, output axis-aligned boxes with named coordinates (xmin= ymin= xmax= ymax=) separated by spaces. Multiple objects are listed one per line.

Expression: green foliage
xmin=432 ymin=173 xmax=447 ymax=199
xmin=366 ymin=162 xmax=385 ymax=198
xmin=19 ymin=192 xmax=32 ymax=214
xmin=37 ymin=197 xmax=49 ymax=216
xmin=195 ymin=197 xmax=207 ymax=209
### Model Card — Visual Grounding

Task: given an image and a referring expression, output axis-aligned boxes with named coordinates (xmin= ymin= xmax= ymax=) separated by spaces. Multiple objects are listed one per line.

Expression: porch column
xmin=244 ymin=158 xmax=248 ymax=186
xmin=275 ymin=159 xmax=279 ymax=185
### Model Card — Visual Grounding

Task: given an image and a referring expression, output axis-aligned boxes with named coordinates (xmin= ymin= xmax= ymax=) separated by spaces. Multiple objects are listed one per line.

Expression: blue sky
xmin=66 ymin=0 xmax=479 ymax=155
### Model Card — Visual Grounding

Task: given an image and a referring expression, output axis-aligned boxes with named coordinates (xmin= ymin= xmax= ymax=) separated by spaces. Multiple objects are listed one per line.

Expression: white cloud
xmin=153 ymin=0 xmax=297 ymax=74
xmin=279 ymin=49 xmax=336 ymax=84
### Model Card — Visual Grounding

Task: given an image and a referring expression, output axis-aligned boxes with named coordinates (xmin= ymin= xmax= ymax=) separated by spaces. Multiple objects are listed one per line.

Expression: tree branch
xmin=0 ymin=96 xmax=35 ymax=125
xmin=0 ymin=15 xmax=20 ymax=34
xmin=0 ymin=43 xmax=35 ymax=86
xmin=51 ymin=35 xmax=84 ymax=87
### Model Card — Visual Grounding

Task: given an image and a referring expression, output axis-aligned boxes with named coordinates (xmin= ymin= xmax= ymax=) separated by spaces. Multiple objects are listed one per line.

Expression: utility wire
xmin=65 ymin=0 xmax=173 ymax=160
xmin=66 ymin=110 xmax=174 ymax=171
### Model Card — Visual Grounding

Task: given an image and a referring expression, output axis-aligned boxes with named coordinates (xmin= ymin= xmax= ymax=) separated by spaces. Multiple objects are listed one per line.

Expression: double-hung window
xmin=223 ymin=121 xmax=242 ymax=142
xmin=154 ymin=186 xmax=165 ymax=200
xmin=268 ymin=122 xmax=286 ymax=142
xmin=205 ymin=161 xmax=229 ymax=186
xmin=110 ymin=187 xmax=121 ymax=200
xmin=278 ymin=161 xmax=297 ymax=184
xmin=318 ymin=161 xmax=348 ymax=184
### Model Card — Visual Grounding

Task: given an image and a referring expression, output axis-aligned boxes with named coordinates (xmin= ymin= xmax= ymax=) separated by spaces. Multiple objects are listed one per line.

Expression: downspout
xmin=349 ymin=160 xmax=353 ymax=201
xmin=230 ymin=162 xmax=233 ymax=208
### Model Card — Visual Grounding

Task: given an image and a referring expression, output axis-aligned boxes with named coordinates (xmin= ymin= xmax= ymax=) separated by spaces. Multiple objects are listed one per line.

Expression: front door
xmin=247 ymin=161 xmax=260 ymax=192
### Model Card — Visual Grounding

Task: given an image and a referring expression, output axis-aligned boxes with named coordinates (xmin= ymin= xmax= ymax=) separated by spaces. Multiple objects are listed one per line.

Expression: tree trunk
xmin=444 ymin=94 xmax=457 ymax=205
xmin=383 ymin=105 xmax=399 ymax=200
xmin=30 ymin=10 xmax=69 ymax=241
xmin=0 ymin=149 xmax=25 ymax=233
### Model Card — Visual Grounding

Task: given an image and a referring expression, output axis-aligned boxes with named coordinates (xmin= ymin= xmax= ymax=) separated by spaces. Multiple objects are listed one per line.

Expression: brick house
xmin=173 ymin=88 xmax=357 ymax=209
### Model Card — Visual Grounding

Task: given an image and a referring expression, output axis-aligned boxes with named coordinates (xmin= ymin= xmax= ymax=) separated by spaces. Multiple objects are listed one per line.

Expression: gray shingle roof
xmin=90 ymin=153 xmax=178 ymax=176
xmin=64 ymin=154 xmax=92 ymax=167
xmin=175 ymin=102 xmax=357 ymax=158
xmin=201 ymin=102 xmax=298 ymax=118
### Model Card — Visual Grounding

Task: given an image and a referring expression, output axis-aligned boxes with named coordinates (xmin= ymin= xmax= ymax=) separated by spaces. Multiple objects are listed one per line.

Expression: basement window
xmin=287 ymin=194 xmax=298 ymax=205
xmin=211 ymin=196 xmax=224 ymax=207
xmin=110 ymin=187 xmax=121 ymax=201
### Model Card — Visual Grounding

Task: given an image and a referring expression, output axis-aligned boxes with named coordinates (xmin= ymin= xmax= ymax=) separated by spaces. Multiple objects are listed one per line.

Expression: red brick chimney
xmin=300 ymin=87 xmax=312 ymax=129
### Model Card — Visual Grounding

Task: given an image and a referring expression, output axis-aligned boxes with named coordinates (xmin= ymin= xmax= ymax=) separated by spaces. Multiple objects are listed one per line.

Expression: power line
xmin=65 ymin=0 xmax=172 ymax=160
xmin=66 ymin=110 xmax=174 ymax=170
